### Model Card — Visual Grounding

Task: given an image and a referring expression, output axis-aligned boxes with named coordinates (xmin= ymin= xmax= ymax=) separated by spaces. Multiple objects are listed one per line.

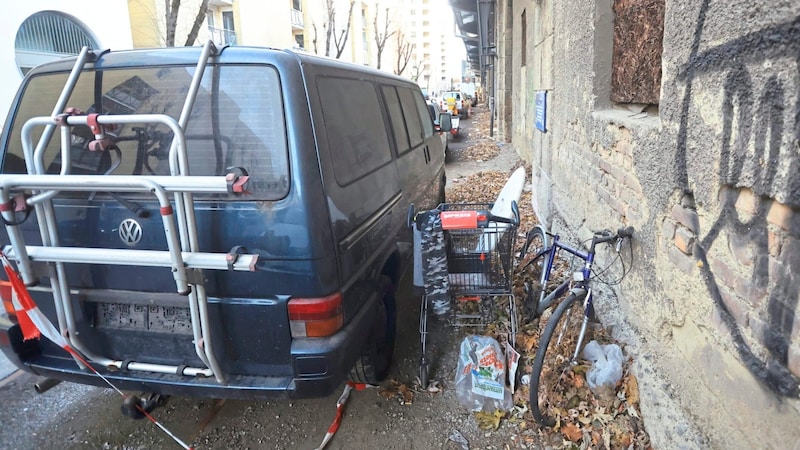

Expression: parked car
xmin=427 ymin=101 xmax=453 ymax=156
xmin=0 ymin=43 xmax=446 ymax=403
xmin=440 ymin=91 xmax=470 ymax=119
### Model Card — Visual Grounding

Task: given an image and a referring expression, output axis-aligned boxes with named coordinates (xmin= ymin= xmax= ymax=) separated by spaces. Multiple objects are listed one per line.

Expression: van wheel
xmin=349 ymin=276 xmax=396 ymax=384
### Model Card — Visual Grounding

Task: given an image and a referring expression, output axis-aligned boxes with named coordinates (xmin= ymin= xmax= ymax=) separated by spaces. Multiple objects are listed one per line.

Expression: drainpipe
xmin=477 ymin=0 xmax=496 ymax=137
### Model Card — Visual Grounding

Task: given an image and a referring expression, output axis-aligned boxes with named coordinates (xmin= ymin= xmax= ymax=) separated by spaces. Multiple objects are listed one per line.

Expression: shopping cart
xmin=409 ymin=201 xmax=520 ymax=388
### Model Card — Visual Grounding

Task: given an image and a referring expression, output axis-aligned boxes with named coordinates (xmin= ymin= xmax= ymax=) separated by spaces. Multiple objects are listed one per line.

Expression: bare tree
xmin=331 ymin=0 xmax=356 ymax=59
xmin=165 ymin=0 xmax=210 ymax=47
xmin=394 ymin=32 xmax=413 ymax=76
xmin=410 ymin=62 xmax=425 ymax=82
xmin=373 ymin=4 xmax=395 ymax=70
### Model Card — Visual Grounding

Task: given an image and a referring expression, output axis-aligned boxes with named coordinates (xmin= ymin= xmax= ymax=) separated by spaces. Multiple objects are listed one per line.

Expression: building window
xmin=222 ymin=11 xmax=236 ymax=45
xmin=295 ymin=33 xmax=305 ymax=49
xmin=14 ymin=11 xmax=99 ymax=75
xmin=520 ymin=10 xmax=526 ymax=67
xmin=611 ymin=0 xmax=664 ymax=104
xmin=209 ymin=10 xmax=237 ymax=46
xmin=207 ymin=11 xmax=215 ymax=29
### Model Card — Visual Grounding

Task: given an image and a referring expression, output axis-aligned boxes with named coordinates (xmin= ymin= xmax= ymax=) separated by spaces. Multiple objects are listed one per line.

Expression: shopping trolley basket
xmin=409 ymin=201 xmax=519 ymax=388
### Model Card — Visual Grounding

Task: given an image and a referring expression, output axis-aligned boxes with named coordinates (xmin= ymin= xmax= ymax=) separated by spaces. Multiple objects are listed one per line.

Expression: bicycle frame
xmin=533 ymin=232 xmax=594 ymax=313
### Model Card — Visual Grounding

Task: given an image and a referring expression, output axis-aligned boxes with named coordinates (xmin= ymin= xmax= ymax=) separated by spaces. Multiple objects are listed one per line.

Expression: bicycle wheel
xmin=529 ymin=290 xmax=586 ymax=427
xmin=519 ymin=225 xmax=549 ymax=321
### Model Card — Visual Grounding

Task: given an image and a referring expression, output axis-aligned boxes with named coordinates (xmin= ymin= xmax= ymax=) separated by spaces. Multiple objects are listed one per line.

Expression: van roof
xmin=26 ymin=45 xmax=413 ymax=86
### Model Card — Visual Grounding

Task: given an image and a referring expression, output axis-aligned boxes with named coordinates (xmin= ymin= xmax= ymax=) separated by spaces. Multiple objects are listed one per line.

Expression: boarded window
xmin=611 ymin=0 xmax=665 ymax=104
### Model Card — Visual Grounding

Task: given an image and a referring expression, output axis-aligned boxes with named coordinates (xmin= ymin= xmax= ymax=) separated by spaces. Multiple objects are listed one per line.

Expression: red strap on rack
xmin=87 ymin=113 xmax=101 ymax=135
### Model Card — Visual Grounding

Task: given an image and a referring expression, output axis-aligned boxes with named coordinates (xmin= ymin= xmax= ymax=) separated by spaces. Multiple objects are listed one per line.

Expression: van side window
xmin=318 ymin=77 xmax=393 ymax=186
xmin=397 ymin=87 xmax=424 ymax=148
xmin=381 ymin=85 xmax=411 ymax=155
xmin=413 ymin=92 xmax=435 ymax=138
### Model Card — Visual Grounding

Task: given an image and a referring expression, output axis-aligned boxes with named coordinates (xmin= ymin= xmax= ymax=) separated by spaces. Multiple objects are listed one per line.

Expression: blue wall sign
xmin=535 ymin=91 xmax=547 ymax=132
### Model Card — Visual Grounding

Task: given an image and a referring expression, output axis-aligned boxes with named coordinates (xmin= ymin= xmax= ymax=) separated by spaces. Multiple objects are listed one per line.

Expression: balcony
xmin=208 ymin=0 xmax=233 ymax=5
xmin=208 ymin=26 xmax=237 ymax=46
xmin=291 ymin=9 xmax=304 ymax=30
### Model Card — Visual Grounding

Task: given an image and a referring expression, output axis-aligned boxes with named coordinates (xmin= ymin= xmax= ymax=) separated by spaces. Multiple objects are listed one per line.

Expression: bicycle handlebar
xmin=618 ymin=226 xmax=635 ymax=238
xmin=592 ymin=226 xmax=635 ymax=245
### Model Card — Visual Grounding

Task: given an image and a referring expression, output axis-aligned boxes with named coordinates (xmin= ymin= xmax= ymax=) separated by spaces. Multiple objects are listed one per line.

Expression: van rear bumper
xmin=0 ymin=296 xmax=377 ymax=400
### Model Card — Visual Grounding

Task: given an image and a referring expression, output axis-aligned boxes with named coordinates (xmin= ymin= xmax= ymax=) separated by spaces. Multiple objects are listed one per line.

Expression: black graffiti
xmin=676 ymin=2 xmax=800 ymax=397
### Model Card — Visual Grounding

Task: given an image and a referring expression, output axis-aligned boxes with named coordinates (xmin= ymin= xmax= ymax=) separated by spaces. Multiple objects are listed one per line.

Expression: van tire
xmin=349 ymin=276 xmax=396 ymax=384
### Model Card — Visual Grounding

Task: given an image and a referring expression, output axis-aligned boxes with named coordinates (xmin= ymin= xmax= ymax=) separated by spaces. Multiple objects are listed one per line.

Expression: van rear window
xmin=2 ymin=64 xmax=289 ymax=200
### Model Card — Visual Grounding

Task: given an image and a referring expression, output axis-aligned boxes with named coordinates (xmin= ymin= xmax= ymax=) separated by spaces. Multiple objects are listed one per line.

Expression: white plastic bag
xmin=454 ymin=335 xmax=513 ymax=412
xmin=582 ymin=340 xmax=623 ymax=401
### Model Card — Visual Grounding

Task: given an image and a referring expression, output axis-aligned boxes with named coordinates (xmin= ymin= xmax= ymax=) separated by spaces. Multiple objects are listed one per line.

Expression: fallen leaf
xmin=474 ymin=409 xmax=505 ymax=430
xmin=621 ymin=432 xmax=633 ymax=447
xmin=591 ymin=430 xmax=601 ymax=445
xmin=522 ymin=335 xmax=537 ymax=353
xmin=573 ymin=373 xmax=585 ymax=389
xmin=378 ymin=381 xmax=398 ymax=399
xmin=399 ymin=383 xmax=414 ymax=404
xmin=625 ymin=374 xmax=640 ymax=405
xmin=561 ymin=422 xmax=582 ymax=442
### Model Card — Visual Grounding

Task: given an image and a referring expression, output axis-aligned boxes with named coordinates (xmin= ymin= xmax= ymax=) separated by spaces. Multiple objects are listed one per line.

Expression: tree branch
xmin=184 ymin=0 xmax=210 ymax=46
xmin=333 ymin=1 xmax=356 ymax=59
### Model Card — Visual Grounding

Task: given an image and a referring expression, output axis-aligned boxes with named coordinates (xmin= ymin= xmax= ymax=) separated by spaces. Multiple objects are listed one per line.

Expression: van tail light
xmin=0 ymin=279 xmax=16 ymax=320
xmin=288 ymin=293 xmax=343 ymax=338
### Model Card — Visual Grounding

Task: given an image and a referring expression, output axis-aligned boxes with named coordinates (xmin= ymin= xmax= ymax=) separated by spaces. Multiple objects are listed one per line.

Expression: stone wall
xmin=495 ymin=0 xmax=800 ymax=447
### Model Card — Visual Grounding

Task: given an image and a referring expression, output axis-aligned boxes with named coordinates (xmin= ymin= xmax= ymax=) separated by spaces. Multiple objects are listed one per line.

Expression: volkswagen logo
xmin=119 ymin=219 xmax=143 ymax=246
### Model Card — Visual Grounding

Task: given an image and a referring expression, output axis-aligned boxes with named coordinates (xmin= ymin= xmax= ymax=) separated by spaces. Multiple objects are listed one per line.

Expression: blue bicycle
xmin=518 ymin=224 xmax=634 ymax=426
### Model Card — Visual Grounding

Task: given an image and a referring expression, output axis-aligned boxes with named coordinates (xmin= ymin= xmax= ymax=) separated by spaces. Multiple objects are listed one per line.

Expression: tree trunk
xmin=324 ymin=0 xmax=334 ymax=56
xmin=164 ymin=0 xmax=181 ymax=47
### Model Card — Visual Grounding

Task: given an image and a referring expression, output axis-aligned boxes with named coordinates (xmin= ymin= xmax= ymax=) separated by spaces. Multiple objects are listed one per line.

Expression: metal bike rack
xmin=0 ymin=41 xmax=258 ymax=383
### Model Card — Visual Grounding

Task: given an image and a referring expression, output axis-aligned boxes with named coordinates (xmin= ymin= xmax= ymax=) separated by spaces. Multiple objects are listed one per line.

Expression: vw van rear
xmin=0 ymin=42 xmax=445 ymax=401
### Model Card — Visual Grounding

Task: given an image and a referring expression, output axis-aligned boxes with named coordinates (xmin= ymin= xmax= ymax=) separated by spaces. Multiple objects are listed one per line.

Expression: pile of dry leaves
xmin=457 ymin=107 xmax=502 ymax=162
xmin=443 ymin=169 xmax=652 ymax=449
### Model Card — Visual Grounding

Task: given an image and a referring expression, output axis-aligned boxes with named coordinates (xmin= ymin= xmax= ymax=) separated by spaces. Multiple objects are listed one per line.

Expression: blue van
xmin=0 ymin=42 xmax=447 ymax=404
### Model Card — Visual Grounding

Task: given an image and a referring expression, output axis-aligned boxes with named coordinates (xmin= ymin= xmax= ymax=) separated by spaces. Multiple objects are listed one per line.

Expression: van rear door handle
xmin=423 ymin=146 xmax=430 ymax=163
